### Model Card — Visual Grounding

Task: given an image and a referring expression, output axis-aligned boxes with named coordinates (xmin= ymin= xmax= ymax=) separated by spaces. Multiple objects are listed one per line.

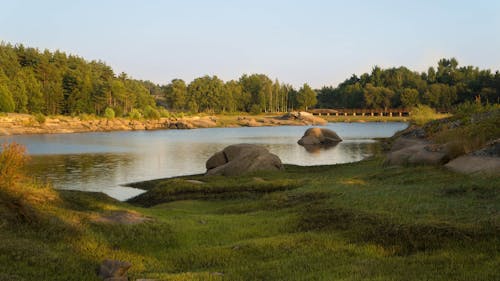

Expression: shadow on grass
xmin=127 ymin=176 xmax=305 ymax=207
xmin=296 ymin=204 xmax=500 ymax=256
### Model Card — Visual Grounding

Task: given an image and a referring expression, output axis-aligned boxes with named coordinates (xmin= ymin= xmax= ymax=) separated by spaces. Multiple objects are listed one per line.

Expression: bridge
xmin=309 ymin=108 xmax=412 ymax=117
xmin=308 ymin=108 xmax=449 ymax=117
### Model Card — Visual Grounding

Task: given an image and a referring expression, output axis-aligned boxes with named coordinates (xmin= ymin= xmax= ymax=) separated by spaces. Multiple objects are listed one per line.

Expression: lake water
xmin=0 ymin=123 xmax=407 ymax=200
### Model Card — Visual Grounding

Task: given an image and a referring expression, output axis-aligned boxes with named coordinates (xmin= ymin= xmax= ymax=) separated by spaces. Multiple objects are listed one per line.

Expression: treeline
xmin=1 ymin=42 xmax=499 ymax=117
xmin=0 ymin=42 xmax=316 ymax=116
xmin=161 ymin=75 xmax=316 ymax=113
xmin=0 ymin=42 xmax=159 ymax=117
xmin=317 ymin=58 xmax=500 ymax=110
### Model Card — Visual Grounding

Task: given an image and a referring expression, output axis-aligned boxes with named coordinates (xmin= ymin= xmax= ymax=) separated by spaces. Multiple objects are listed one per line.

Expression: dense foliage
xmin=0 ymin=42 xmax=159 ymax=116
xmin=317 ymin=58 xmax=500 ymax=110
xmin=2 ymin=42 xmax=499 ymax=116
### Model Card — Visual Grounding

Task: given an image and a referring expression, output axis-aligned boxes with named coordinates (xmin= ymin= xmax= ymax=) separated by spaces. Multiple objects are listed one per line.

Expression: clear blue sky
xmin=1 ymin=0 xmax=499 ymax=88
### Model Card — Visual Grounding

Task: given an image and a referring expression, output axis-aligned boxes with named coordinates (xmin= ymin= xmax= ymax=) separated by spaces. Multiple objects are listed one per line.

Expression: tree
xmin=164 ymin=79 xmax=187 ymax=110
xmin=363 ymin=84 xmax=394 ymax=110
xmin=0 ymin=85 xmax=15 ymax=112
xmin=296 ymin=83 xmax=317 ymax=111
xmin=400 ymin=88 xmax=420 ymax=107
xmin=239 ymin=74 xmax=273 ymax=113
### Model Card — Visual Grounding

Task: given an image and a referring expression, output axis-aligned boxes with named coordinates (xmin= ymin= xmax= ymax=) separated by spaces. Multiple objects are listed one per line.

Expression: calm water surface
xmin=0 ymin=123 xmax=407 ymax=200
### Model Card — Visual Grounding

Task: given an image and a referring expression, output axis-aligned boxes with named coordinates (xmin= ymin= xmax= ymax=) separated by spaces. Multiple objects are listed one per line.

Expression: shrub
xmin=158 ymin=107 xmax=171 ymax=118
xmin=454 ymin=101 xmax=500 ymax=117
xmin=143 ymin=105 xmax=160 ymax=119
xmin=410 ymin=104 xmax=441 ymax=126
xmin=128 ymin=109 xmax=142 ymax=120
xmin=78 ymin=113 xmax=94 ymax=121
xmin=0 ymin=142 xmax=29 ymax=188
xmin=104 ymin=107 xmax=115 ymax=119
xmin=250 ymin=104 xmax=262 ymax=115
xmin=34 ymin=113 xmax=46 ymax=124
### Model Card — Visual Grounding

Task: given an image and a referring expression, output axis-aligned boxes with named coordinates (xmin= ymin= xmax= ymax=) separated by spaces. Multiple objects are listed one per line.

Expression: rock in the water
xmin=298 ymin=127 xmax=342 ymax=145
xmin=205 ymin=144 xmax=284 ymax=176
xmin=98 ymin=259 xmax=131 ymax=281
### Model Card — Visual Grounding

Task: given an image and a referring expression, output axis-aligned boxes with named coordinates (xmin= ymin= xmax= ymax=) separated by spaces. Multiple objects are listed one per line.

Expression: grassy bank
xmin=1 ymin=153 xmax=498 ymax=280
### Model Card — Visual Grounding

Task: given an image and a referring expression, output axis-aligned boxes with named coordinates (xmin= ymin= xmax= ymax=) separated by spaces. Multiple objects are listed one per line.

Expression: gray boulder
xmin=445 ymin=139 xmax=500 ymax=175
xmin=298 ymin=127 xmax=342 ymax=145
xmin=385 ymin=137 xmax=450 ymax=166
xmin=445 ymin=155 xmax=500 ymax=175
xmin=205 ymin=144 xmax=284 ymax=176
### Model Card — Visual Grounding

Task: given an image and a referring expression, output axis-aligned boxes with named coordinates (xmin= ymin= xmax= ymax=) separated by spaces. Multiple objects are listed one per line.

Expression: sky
xmin=1 ymin=0 xmax=500 ymax=88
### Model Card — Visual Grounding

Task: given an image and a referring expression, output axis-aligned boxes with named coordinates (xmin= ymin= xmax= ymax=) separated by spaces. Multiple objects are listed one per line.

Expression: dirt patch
xmin=92 ymin=210 xmax=151 ymax=224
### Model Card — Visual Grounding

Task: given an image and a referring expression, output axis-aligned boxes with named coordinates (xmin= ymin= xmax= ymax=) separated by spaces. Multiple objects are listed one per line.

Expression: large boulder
xmin=445 ymin=155 xmax=500 ymax=175
xmin=385 ymin=135 xmax=454 ymax=166
xmin=298 ymin=127 xmax=342 ymax=146
xmin=205 ymin=144 xmax=284 ymax=176
xmin=445 ymin=139 xmax=500 ymax=175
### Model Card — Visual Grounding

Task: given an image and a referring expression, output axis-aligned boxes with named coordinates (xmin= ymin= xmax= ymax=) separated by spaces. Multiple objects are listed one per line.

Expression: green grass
xmin=1 ymin=157 xmax=499 ymax=280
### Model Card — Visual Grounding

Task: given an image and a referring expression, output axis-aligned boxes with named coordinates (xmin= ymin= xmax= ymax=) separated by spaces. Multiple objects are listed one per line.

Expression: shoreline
xmin=0 ymin=112 xmax=409 ymax=136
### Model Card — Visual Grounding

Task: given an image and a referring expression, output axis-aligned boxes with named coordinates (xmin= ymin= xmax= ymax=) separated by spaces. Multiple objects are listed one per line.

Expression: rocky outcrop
xmin=98 ymin=259 xmax=131 ymax=281
xmin=385 ymin=123 xmax=499 ymax=173
xmin=0 ymin=113 xmax=328 ymax=136
xmin=385 ymin=126 xmax=452 ymax=166
xmin=445 ymin=139 xmax=500 ymax=175
xmin=281 ymin=111 xmax=327 ymax=125
xmin=385 ymin=138 xmax=451 ymax=166
xmin=298 ymin=127 xmax=342 ymax=146
xmin=205 ymin=144 xmax=284 ymax=176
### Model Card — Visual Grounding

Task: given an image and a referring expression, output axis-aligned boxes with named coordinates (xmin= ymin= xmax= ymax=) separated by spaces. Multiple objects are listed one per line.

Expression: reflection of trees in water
xmin=28 ymin=153 xmax=134 ymax=186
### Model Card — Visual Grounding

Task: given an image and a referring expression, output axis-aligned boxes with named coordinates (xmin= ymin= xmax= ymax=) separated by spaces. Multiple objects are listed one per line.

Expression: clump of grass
xmin=453 ymin=100 xmax=500 ymax=117
xmin=410 ymin=104 xmax=448 ymax=126
xmin=0 ymin=142 xmax=29 ymax=187
xmin=78 ymin=113 xmax=96 ymax=121
xmin=128 ymin=176 xmax=303 ymax=207
xmin=0 ymin=142 xmax=58 ymax=224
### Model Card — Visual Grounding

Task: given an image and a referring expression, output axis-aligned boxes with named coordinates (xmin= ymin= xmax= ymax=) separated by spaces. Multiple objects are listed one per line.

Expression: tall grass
xmin=0 ymin=142 xmax=56 ymax=223
xmin=0 ymin=142 xmax=29 ymax=188
xmin=410 ymin=104 xmax=448 ymax=126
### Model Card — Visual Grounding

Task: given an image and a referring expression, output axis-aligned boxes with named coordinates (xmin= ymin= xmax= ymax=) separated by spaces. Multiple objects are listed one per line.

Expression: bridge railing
xmin=308 ymin=108 xmax=414 ymax=117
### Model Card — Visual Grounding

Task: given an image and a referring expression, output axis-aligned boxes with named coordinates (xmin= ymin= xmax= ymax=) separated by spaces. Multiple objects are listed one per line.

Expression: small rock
xmin=185 ymin=179 xmax=205 ymax=185
xmin=98 ymin=259 xmax=131 ymax=281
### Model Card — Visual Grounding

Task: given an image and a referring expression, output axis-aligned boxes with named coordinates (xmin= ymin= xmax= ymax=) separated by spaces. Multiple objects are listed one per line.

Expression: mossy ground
xmin=1 ymin=157 xmax=498 ymax=280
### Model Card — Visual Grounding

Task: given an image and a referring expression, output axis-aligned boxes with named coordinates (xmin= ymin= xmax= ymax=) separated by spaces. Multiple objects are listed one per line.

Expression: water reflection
xmin=2 ymin=122 xmax=408 ymax=200
xmin=301 ymin=142 xmax=340 ymax=154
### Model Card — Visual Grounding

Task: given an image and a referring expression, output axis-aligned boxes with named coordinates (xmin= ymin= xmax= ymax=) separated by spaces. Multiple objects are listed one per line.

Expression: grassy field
xmin=1 ymin=154 xmax=498 ymax=280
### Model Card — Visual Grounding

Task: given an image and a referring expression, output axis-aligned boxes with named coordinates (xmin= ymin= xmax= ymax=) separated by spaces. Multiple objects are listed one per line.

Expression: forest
xmin=317 ymin=58 xmax=500 ymax=110
xmin=1 ymin=42 xmax=499 ymax=117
